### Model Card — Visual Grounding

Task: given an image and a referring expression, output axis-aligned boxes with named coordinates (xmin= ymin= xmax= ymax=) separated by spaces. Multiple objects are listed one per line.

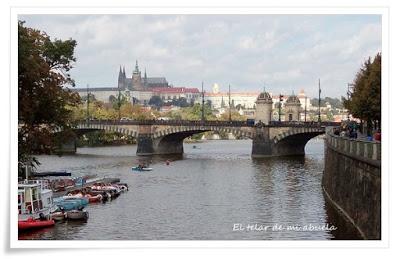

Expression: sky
xmin=19 ymin=14 xmax=381 ymax=98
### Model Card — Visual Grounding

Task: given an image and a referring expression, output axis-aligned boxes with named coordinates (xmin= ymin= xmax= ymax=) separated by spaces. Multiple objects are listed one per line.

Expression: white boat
xmin=132 ymin=166 xmax=153 ymax=171
xmin=18 ymin=180 xmax=53 ymax=221
xmin=51 ymin=211 xmax=66 ymax=221
xmin=66 ymin=209 xmax=89 ymax=220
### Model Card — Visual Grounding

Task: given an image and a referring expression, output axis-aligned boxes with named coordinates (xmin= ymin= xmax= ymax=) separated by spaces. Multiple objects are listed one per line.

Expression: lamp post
xmin=304 ymin=96 xmax=307 ymax=122
xmin=228 ymin=84 xmax=231 ymax=122
xmin=278 ymin=94 xmax=283 ymax=122
xmin=318 ymin=79 xmax=321 ymax=123
xmin=201 ymin=81 xmax=205 ymax=122
xmin=347 ymin=83 xmax=354 ymax=121
xmin=86 ymin=84 xmax=90 ymax=126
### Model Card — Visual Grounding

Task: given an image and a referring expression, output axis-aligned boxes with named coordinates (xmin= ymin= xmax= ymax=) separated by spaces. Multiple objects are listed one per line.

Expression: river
xmin=19 ymin=138 xmax=361 ymax=240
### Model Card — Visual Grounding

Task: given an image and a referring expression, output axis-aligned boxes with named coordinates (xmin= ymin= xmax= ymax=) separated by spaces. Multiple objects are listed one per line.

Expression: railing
xmin=76 ymin=119 xmax=340 ymax=128
xmin=326 ymin=129 xmax=381 ymax=163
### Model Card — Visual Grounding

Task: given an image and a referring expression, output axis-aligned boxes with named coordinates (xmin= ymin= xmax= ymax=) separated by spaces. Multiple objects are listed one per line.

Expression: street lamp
xmin=347 ymin=83 xmax=354 ymax=121
xmin=228 ymin=84 xmax=231 ymax=122
xmin=304 ymin=96 xmax=307 ymax=122
xmin=201 ymin=81 xmax=205 ymax=122
xmin=86 ymin=84 xmax=90 ymax=126
xmin=278 ymin=94 xmax=284 ymax=122
xmin=318 ymin=79 xmax=321 ymax=123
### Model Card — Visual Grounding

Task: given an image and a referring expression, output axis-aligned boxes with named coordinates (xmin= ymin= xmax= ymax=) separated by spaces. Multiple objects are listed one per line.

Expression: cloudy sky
xmin=19 ymin=14 xmax=381 ymax=98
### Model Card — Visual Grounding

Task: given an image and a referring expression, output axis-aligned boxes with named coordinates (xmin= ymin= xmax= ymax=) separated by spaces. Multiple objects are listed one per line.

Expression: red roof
xmin=151 ymin=87 xmax=200 ymax=94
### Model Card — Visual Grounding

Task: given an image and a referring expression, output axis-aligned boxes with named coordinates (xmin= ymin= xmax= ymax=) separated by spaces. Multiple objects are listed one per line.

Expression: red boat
xmin=18 ymin=217 xmax=55 ymax=231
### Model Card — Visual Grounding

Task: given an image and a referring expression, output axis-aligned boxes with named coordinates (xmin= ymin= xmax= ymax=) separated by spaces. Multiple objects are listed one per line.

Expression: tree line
xmin=343 ymin=53 xmax=381 ymax=134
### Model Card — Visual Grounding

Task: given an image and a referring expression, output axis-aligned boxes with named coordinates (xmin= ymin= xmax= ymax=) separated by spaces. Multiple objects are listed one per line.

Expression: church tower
xmin=118 ymin=65 xmax=125 ymax=89
xmin=131 ymin=60 xmax=143 ymax=90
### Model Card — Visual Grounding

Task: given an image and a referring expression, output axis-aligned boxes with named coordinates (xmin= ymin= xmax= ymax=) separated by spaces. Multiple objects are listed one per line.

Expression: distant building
xmin=72 ymin=61 xmax=199 ymax=105
xmin=152 ymin=87 xmax=200 ymax=103
xmin=118 ymin=60 xmax=169 ymax=90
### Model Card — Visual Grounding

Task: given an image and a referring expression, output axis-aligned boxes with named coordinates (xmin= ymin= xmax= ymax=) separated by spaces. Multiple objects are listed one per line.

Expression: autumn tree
xmin=18 ymin=21 xmax=80 ymax=173
xmin=343 ymin=53 xmax=381 ymax=134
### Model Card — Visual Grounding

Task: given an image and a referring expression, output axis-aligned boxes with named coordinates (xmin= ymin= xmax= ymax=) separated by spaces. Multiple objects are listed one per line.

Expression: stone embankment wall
xmin=323 ymin=131 xmax=381 ymax=240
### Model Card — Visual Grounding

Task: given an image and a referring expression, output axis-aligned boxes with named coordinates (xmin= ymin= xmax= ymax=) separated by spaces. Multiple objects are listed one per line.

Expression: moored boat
xmin=84 ymin=193 xmax=102 ymax=203
xmin=18 ymin=180 xmax=53 ymax=221
xmin=50 ymin=211 xmax=66 ymax=221
xmin=132 ymin=166 xmax=153 ymax=171
xmin=66 ymin=210 xmax=89 ymax=221
xmin=18 ymin=217 xmax=55 ymax=231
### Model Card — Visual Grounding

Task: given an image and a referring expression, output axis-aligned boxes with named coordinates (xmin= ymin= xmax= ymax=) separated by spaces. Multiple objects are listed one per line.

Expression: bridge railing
xmin=76 ymin=119 xmax=340 ymax=128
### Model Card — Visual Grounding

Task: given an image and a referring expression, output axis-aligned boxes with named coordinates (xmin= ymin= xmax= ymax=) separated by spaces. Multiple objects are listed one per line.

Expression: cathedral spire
xmin=144 ymin=68 xmax=147 ymax=79
xmin=123 ymin=66 xmax=126 ymax=77
xmin=134 ymin=60 xmax=140 ymax=73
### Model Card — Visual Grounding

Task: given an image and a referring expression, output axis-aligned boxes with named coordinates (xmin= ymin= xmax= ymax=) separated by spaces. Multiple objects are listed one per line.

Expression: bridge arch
xmin=148 ymin=125 xmax=255 ymax=155
xmin=152 ymin=125 xmax=254 ymax=139
xmin=270 ymin=127 xmax=325 ymax=156
xmin=75 ymin=123 xmax=139 ymax=138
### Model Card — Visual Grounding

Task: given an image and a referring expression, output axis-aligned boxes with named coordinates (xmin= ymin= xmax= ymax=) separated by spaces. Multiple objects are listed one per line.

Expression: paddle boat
xmin=132 ymin=166 xmax=153 ymax=172
xmin=66 ymin=209 xmax=89 ymax=221
xmin=50 ymin=211 xmax=66 ymax=221
xmin=53 ymin=196 xmax=88 ymax=211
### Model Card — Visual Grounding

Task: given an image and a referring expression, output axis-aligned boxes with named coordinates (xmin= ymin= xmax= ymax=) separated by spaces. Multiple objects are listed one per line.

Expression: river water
xmin=19 ymin=139 xmax=361 ymax=240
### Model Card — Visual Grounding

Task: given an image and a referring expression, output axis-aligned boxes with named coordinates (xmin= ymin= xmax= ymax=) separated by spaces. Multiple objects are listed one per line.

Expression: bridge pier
xmin=136 ymin=133 xmax=186 ymax=155
xmin=251 ymin=127 xmax=273 ymax=157
xmin=251 ymin=127 xmax=323 ymax=157
xmin=54 ymin=132 xmax=77 ymax=154
xmin=136 ymin=134 xmax=155 ymax=155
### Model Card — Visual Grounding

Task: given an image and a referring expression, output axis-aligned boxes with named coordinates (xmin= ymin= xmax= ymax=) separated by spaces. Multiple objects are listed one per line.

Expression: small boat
xmin=61 ymin=196 xmax=89 ymax=206
xmin=18 ymin=180 xmax=53 ymax=221
xmin=53 ymin=197 xmax=88 ymax=211
xmin=18 ymin=217 xmax=55 ymax=231
xmin=84 ymin=194 xmax=102 ymax=203
xmin=51 ymin=211 xmax=66 ymax=221
xmin=66 ymin=210 xmax=89 ymax=221
xmin=132 ymin=166 xmax=153 ymax=171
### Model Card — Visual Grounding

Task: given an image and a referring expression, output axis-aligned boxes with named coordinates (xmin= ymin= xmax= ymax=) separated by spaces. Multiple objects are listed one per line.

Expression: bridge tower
xmin=284 ymin=93 xmax=301 ymax=121
xmin=255 ymin=91 xmax=273 ymax=125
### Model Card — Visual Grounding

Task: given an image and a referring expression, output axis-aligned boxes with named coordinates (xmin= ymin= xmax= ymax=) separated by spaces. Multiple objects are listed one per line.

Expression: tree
xmin=343 ymin=53 xmax=381 ymax=133
xmin=18 ymin=21 xmax=80 ymax=174
xmin=149 ymin=95 xmax=164 ymax=108
xmin=172 ymin=97 xmax=189 ymax=107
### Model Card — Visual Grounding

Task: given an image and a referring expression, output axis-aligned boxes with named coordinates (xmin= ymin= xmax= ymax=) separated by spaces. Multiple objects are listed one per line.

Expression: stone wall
xmin=323 ymin=131 xmax=381 ymax=239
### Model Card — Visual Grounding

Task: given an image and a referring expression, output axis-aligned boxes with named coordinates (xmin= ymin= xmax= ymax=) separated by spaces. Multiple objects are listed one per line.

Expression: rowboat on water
xmin=132 ymin=166 xmax=153 ymax=171
xmin=66 ymin=210 xmax=89 ymax=221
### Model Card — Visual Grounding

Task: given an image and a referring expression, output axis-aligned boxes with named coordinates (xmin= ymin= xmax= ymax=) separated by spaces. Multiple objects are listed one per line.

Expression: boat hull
xmin=18 ymin=219 xmax=55 ymax=231
xmin=66 ymin=210 xmax=89 ymax=220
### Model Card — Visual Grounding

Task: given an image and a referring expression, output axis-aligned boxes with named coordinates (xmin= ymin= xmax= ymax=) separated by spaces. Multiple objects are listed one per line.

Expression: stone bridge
xmin=60 ymin=120 xmax=339 ymax=157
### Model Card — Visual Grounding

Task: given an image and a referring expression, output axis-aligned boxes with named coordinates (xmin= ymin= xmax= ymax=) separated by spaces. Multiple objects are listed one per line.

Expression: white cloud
xmin=19 ymin=14 xmax=382 ymax=98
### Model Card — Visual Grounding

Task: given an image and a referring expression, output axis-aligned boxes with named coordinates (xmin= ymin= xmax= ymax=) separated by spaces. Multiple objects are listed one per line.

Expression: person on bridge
xmin=374 ymin=129 xmax=381 ymax=142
